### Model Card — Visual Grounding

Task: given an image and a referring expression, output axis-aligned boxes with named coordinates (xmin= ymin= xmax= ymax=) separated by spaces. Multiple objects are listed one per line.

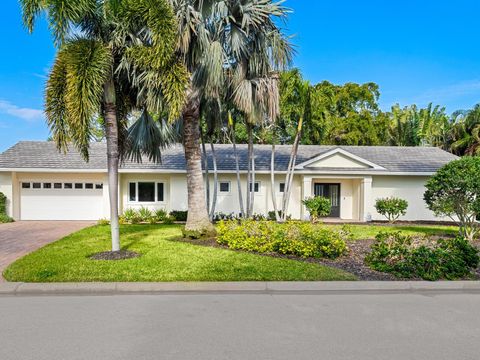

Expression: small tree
xmin=375 ymin=197 xmax=408 ymax=223
xmin=424 ymin=156 xmax=480 ymax=241
xmin=302 ymin=196 xmax=331 ymax=223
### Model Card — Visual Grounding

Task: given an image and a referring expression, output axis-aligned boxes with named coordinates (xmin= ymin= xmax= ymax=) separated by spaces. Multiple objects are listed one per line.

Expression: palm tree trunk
xmin=247 ymin=123 xmax=255 ymax=216
xmin=270 ymin=143 xmax=280 ymax=221
xmin=231 ymin=123 xmax=245 ymax=217
xmin=209 ymin=142 xmax=218 ymax=219
xmin=104 ymin=76 xmax=120 ymax=252
xmin=182 ymin=92 xmax=216 ymax=236
xmin=282 ymin=116 xmax=303 ymax=221
xmin=200 ymin=127 xmax=210 ymax=215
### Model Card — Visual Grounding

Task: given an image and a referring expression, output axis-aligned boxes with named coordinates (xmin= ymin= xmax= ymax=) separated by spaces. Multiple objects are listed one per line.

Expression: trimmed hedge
xmin=365 ymin=232 xmax=479 ymax=280
xmin=217 ymin=220 xmax=349 ymax=259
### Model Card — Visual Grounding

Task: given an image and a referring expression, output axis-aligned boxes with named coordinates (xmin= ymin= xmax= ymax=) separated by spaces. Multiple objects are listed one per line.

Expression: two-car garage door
xmin=20 ymin=181 xmax=104 ymax=220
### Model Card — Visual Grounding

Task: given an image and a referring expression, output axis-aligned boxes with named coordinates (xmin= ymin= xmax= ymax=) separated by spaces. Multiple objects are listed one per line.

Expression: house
xmin=0 ymin=141 xmax=457 ymax=222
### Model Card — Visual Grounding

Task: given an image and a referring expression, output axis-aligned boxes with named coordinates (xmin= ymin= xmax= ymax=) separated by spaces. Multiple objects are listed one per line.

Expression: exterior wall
xmin=120 ymin=173 xmax=172 ymax=213
xmin=0 ymin=172 xmax=13 ymax=217
xmin=370 ymin=175 xmax=441 ymax=221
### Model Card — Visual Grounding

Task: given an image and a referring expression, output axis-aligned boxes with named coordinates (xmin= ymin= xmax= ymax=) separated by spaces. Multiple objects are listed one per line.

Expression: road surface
xmin=0 ymin=291 xmax=479 ymax=359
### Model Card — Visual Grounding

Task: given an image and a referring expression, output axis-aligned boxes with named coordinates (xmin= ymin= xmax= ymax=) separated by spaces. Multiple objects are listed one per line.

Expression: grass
xmin=3 ymin=224 xmax=356 ymax=282
xmin=326 ymin=223 xmax=459 ymax=241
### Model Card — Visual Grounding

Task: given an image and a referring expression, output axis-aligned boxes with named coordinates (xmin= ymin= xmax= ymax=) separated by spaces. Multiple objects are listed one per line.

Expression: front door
xmin=314 ymin=183 xmax=341 ymax=218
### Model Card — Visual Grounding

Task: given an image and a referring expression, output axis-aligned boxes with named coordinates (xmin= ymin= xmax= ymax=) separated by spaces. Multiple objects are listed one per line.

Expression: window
xmin=95 ymin=184 xmax=103 ymax=190
xmin=75 ymin=183 xmax=83 ymax=189
xmin=22 ymin=183 xmax=30 ymax=189
xmin=43 ymin=183 xmax=52 ymax=189
xmin=279 ymin=183 xmax=285 ymax=193
xmin=64 ymin=183 xmax=73 ymax=189
xmin=157 ymin=183 xmax=164 ymax=202
xmin=138 ymin=182 xmax=155 ymax=202
xmin=129 ymin=183 xmax=136 ymax=202
xmin=129 ymin=182 xmax=165 ymax=203
xmin=219 ymin=182 xmax=230 ymax=193
xmin=32 ymin=183 xmax=41 ymax=189
xmin=249 ymin=182 xmax=260 ymax=193
xmin=85 ymin=183 xmax=93 ymax=189
xmin=54 ymin=183 xmax=62 ymax=189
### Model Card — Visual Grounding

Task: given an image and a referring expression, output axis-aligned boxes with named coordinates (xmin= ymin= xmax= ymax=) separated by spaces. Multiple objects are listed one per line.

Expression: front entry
xmin=314 ymin=183 xmax=341 ymax=218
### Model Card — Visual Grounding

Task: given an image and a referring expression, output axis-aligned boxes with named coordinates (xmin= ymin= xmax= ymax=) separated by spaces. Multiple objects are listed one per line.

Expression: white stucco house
xmin=0 ymin=141 xmax=457 ymax=222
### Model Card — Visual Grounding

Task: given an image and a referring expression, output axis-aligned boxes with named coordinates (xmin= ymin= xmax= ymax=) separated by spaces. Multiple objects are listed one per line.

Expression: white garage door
xmin=20 ymin=181 xmax=104 ymax=220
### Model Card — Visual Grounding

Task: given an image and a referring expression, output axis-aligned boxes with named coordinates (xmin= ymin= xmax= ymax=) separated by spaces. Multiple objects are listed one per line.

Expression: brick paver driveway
xmin=0 ymin=221 xmax=94 ymax=281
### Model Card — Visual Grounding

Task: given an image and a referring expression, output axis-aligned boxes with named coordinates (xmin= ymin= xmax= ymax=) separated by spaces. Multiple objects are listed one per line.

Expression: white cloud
xmin=414 ymin=80 xmax=480 ymax=104
xmin=0 ymin=100 xmax=44 ymax=121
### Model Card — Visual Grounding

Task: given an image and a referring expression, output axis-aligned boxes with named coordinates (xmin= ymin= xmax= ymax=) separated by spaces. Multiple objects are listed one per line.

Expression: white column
xmin=301 ymin=176 xmax=313 ymax=220
xmin=360 ymin=177 xmax=373 ymax=222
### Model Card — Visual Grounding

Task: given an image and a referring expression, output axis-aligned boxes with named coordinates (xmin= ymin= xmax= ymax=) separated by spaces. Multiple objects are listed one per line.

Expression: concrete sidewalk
xmin=1 ymin=281 xmax=480 ymax=296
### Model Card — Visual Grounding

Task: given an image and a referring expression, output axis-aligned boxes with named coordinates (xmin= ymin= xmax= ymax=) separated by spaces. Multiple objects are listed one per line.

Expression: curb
xmin=1 ymin=281 xmax=480 ymax=296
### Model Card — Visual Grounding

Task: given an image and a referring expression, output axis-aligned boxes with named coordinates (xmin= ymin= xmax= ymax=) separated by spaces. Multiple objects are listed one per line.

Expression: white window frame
xmin=219 ymin=181 xmax=231 ymax=194
xmin=128 ymin=181 xmax=166 ymax=204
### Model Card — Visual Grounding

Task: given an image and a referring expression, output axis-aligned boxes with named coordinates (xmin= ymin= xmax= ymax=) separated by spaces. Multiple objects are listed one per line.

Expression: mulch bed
xmin=90 ymin=250 xmax=141 ymax=261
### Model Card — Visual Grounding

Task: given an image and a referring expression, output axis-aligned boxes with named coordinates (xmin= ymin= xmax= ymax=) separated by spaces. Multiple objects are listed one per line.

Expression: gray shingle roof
xmin=0 ymin=141 xmax=458 ymax=173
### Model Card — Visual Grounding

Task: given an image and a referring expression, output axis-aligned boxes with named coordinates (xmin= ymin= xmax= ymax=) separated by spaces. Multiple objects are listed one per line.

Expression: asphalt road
xmin=0 ymin=292 xmax=479 ymax=360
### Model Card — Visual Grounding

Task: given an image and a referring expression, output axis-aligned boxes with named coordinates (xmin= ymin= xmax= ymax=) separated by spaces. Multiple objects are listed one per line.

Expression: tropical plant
xmin=168 ymin=0 xmax=292 ymax=235
xmin=449 ymin=105 xmax=480 ymax=156
xmin=375 ymin=197 xmax=409 ymax=223
xmin=302 ymin=196 xmax=331 ymax=223
xmin=21 ymin=0 xmax=187 ymax=251
xmin=424 ymin=156 xmax=480 ymax=241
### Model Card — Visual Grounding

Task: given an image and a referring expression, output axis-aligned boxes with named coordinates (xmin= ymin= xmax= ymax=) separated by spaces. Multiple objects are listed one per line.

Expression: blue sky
xmin=1 ymin=0 xmax=480 ymax=152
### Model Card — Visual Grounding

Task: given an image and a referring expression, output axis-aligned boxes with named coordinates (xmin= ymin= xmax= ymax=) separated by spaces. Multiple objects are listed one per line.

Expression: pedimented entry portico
xmin=301 ymin=175 xmax=373 ymax=222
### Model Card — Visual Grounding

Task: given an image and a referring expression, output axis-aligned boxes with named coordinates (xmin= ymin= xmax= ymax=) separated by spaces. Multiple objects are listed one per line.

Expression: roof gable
xmin=295 ymin=148 xmax=386 ymax=170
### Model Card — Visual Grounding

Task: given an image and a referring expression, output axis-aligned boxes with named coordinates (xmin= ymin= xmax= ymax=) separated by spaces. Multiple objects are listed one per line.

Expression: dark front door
xmin=314 ymin=183 xmax=341 ymax=218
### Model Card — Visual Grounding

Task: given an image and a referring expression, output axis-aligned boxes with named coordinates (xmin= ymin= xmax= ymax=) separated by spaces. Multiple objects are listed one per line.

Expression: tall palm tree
xmin=168 ymin=0 xmax=292 ymax=236
xmin=450 ymin=105 xmax=480 ymax=156
xmin=21 ymin=0 xmax=187 ymax=251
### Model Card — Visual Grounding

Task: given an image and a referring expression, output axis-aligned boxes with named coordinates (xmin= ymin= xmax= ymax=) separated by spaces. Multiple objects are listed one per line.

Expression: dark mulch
xmin=90 ymin=250 xmax=141 ymax=261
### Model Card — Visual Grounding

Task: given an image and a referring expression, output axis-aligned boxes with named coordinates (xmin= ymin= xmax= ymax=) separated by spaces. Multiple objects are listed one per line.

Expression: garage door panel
xmin=20 ymin=183 xmax=104 ymax=220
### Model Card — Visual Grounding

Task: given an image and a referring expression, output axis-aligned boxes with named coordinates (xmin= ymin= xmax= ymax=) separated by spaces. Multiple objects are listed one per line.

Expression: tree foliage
xmin=375 ymin=197 xmax=409 ymax=223
xmin=424 ymin=157 xmax=480 ymax=241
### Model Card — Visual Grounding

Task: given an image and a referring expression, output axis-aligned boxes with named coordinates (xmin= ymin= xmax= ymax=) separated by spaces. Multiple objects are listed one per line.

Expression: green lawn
xmin=3 ymin=224 xmax=356 ymax=282
xmin=326 ymin=223 xmax=459 ymax=240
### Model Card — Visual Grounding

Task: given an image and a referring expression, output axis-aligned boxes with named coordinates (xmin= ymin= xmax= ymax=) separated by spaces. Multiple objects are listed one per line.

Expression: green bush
xmin=0 ymin=213 xmax=14 ymax=224
xmin=97 ymin=218 xmax=110 ymax=226
xmin=170 ymin=210 xmax=188 ymax=222
xmin=365 ymin=232 xmax=479 ymax=280
xmin=424 ymin=156 xmax=480 ymax=241
xmin=138 ymin=207 xmax=153 ymax=222
xmin=154 ymin=209 xmax=168 ymax=222
xmin=0 ymin=192 xmax=6 ymax=214
xmin=123 ymin=208 xmax=141 ymax=224
xmin=217 ymin=220 xmax=348 ymax=259
xmin=302 ymin=196 xmax=331 ymax=222
xmin=374 ymin=197 xmax=408 ymax=223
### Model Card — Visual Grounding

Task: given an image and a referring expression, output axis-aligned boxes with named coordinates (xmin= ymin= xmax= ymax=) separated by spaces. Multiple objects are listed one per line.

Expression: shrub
xmin=217 ymin=220 xmax=348 ymax=259
xmin=138 ymin=207 xmax=153 ymax=222
xmin=424 ymin=156 xmax=480 ymax=241
xmin=267 ymin=211 xmax=291 ymax=221
xmin=302 ymin=196 xmax=331 ymax=222
xmin=123 ymin=208 xmax=141 ymax=224
xmin=0 ymin=192 xmax=6 ymax=214
xmin=163 ymin=215 xmax=175 ymax=225
xmin=374 ymin=197 xmax=408 ymax=223
xmin=365 ymin=232 xmax=479 ymax=280
xmin=169 ymin=210 xmax=188 ymax=222
xmin=97 ymin=218 xmax=110 ymax=226
xmin=154 ymin=209 xmax=168 ymax=222
xmin=0 ymin=213 xmax=14 ymax=224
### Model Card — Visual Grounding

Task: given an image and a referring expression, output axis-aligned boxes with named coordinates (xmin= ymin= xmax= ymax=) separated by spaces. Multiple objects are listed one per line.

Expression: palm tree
xmin=168 ymin=0 xmax=292 ymax=235
xmin=21 ymin=0 xmax=187 ymax=251
xmin=450 ymin=105 xmax=480 ymax=156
